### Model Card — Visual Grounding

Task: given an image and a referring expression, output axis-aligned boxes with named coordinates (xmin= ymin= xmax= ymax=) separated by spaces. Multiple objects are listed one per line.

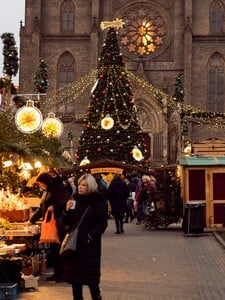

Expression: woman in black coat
xmin=108 ymin=174 xmax=129 ymax=234
xmin=29 ymin=172 xmax=70 ymax=281
xmin=62 ymin=173 xmax=108 ymax=300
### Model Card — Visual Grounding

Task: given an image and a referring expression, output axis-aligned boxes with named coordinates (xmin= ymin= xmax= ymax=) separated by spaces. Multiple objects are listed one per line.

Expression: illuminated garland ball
xmin=101 ymin=115 xmax=114 ymax=130
xmin=132 ymin=146 xmax=143 ymax=161
xmin=15 ymin=100 xmax=43 ymax=134
xmin=42 ymin=112 xmax=63 ymax=138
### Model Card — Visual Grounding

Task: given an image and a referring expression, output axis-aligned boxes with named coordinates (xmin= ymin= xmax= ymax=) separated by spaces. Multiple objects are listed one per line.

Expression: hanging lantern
xmin=15 ymin=100 xmax=43 ymax=134
xmin=80 ymin=156 xmax=90 ymax=166
xmin=132 ymin=146 xmax=143 ymax=161
xmin=101 ymin=114 xmax=114 ymax=130
xmin=42 ymin=112 xmax=63 ymax=138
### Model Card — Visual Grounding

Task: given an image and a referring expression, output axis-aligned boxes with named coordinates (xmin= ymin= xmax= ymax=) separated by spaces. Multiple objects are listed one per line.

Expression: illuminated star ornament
xmin=100 ymin=18 xmax=125 ymax=30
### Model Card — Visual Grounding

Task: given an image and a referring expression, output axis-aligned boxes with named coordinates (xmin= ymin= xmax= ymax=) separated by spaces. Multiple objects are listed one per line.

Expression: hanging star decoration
xmin=100 ymin=18 xmax=125 ymax=30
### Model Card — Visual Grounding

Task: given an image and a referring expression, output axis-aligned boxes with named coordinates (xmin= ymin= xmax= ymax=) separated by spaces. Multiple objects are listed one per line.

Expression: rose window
xmin=119 ymin=6 xmax=166 ymax=56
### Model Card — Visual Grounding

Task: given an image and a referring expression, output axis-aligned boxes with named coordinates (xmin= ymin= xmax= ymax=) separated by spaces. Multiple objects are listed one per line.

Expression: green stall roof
xmin=178 ymin=156 xmax=225 ymax=166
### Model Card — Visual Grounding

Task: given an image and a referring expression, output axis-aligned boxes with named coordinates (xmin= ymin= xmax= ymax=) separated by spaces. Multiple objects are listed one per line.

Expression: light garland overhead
xmin=45 ymin=68 xmax=225 ymax=131
xmin=15 ymin=100 xmax=43 ymax=134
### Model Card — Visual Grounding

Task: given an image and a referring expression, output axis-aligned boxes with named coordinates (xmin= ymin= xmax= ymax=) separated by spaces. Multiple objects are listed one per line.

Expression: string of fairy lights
xmin=44 ymin=67 xmax=225 ymax=130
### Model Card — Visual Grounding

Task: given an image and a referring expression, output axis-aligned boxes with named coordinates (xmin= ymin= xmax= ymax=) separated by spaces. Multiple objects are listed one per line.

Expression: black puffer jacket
xmin=62 ymin=191 xmax=108 ymax=285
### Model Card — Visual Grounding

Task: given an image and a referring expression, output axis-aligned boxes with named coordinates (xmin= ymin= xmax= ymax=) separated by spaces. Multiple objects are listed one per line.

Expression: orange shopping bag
xmin=39 ymin=211 xmax=60 ymax=244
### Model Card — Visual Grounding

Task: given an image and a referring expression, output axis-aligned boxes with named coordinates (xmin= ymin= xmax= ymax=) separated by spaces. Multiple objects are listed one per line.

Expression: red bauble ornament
xmin=119 ymin=143 xmax=123 ymax=147
xmin=99 ymin=74 xmax=104 ymax=79
xmin=97 ymin=147 xmax=102 ymax=152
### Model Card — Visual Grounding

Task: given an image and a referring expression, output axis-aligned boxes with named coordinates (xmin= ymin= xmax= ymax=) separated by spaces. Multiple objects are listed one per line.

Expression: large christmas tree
xmin=75 ymin=25 xmax=148 ymax=167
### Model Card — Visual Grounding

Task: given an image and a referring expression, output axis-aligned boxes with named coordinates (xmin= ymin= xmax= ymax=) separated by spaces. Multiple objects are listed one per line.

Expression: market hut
xmin=178 ymin=155 xmax=225 ymax=231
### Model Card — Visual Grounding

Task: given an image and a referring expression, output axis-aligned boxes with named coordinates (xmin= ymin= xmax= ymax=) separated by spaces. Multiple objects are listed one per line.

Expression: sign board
xmin=90 ymin=167 xmax=123 ymax=174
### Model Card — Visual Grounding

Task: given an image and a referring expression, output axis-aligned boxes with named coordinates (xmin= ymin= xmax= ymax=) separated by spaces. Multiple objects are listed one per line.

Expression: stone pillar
xmin=19 ymin=0 xmax=41 ymax=93
xmin=184 ymin=0 xmax=193 ymax=105
xmin=90 ymin=0 xmax=100 ymax=69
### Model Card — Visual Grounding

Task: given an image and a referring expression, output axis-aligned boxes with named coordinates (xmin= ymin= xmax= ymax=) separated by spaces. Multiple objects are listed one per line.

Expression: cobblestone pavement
xmin=18 ymin=219 xmax=225 ymax=300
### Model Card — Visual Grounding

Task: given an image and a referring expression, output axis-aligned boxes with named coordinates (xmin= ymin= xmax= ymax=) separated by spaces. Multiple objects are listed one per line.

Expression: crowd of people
xmin=28 ymin=170 xmax=157 ymax=300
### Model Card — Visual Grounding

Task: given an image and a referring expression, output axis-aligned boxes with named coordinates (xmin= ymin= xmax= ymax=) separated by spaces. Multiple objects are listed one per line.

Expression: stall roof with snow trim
xmin=178 ymin=156 xmax=225 ymax=166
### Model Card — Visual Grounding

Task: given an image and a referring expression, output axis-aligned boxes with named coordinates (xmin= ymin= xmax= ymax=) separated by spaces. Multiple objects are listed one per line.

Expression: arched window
xmin=58 ymin=52 xmax=75 ymax=88
xmin=208 ymin=53 xmax=225 ymax=112
xmin=61 ymin=0 xmax=75 ymax=32
xmin=210 ymin=0 xmax=225 ymax=33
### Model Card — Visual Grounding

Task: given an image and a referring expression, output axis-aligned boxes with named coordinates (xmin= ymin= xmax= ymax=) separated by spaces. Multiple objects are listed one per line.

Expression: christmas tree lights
xmin=75 ymin=25 xmax=148 ymax=166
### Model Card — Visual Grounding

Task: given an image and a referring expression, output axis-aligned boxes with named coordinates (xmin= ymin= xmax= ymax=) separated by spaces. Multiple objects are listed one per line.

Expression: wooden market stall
xmin=60 ymin=158 xmax=152 ymax=185
xmin=0 ymin=189 xmax=45 ymax=290
xmin=178 ymin=155 xmax=225 ymax=231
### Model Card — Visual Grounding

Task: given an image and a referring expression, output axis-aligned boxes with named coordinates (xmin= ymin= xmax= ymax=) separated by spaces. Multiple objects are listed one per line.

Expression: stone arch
xmin=134 ymin=95 xmax=168 ymax=165
xmin=135 ymin=97 xmax=166 ymax=133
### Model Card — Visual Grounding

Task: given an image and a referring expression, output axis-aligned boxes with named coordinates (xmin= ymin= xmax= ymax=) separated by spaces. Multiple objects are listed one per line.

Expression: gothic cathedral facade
xmin=19 ymin=0 xmax=225 ymax=166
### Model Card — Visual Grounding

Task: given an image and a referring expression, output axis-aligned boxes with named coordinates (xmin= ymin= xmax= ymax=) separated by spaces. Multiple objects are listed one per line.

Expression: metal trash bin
xmin=182 ymin=202 xmax=206 ymax=234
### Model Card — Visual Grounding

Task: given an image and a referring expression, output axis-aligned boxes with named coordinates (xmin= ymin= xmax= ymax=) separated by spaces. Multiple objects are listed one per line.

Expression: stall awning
xmin=178 ymin=156 xmax=225 ymax=166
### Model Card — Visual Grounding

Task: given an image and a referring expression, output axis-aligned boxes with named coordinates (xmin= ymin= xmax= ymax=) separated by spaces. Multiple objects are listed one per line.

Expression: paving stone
xmin=17 ymin=220 xmax=225 ymax=300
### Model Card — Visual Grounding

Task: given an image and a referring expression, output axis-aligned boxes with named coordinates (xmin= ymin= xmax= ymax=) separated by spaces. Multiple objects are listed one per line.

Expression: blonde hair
xmin=78 ymin=173 xmax=98 ymax=193
xmin=142 ymin=175 xmax=151 ymax=183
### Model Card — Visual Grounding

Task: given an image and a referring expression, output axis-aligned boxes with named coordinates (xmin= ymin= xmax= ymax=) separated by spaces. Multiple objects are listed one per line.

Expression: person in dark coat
xmin=29 ymin=171 xmax=70 ymax=282
xmin=124 ymin=175 xmax=136 ymax=223
xmin=108 ymin=174 xmax=129 ymax=234
xmin=62 ymin=173 xmax=108 ymax=300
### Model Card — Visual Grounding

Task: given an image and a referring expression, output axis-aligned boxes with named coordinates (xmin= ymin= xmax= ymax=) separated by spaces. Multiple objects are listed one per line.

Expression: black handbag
xmin=60 ymin=206 xmax=89 ymax=257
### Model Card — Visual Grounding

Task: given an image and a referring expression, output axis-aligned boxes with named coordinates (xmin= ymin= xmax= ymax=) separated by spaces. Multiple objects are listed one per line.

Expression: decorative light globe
xmin=15 ymin=100 xmax=43 ymax=134
xmin=101 ymin=115 xmax=114 ymax=130
xmin=42 ymin=112 xmax=63 ymax=138
xmin=132 ymin=146 xmax=143 ymax=161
